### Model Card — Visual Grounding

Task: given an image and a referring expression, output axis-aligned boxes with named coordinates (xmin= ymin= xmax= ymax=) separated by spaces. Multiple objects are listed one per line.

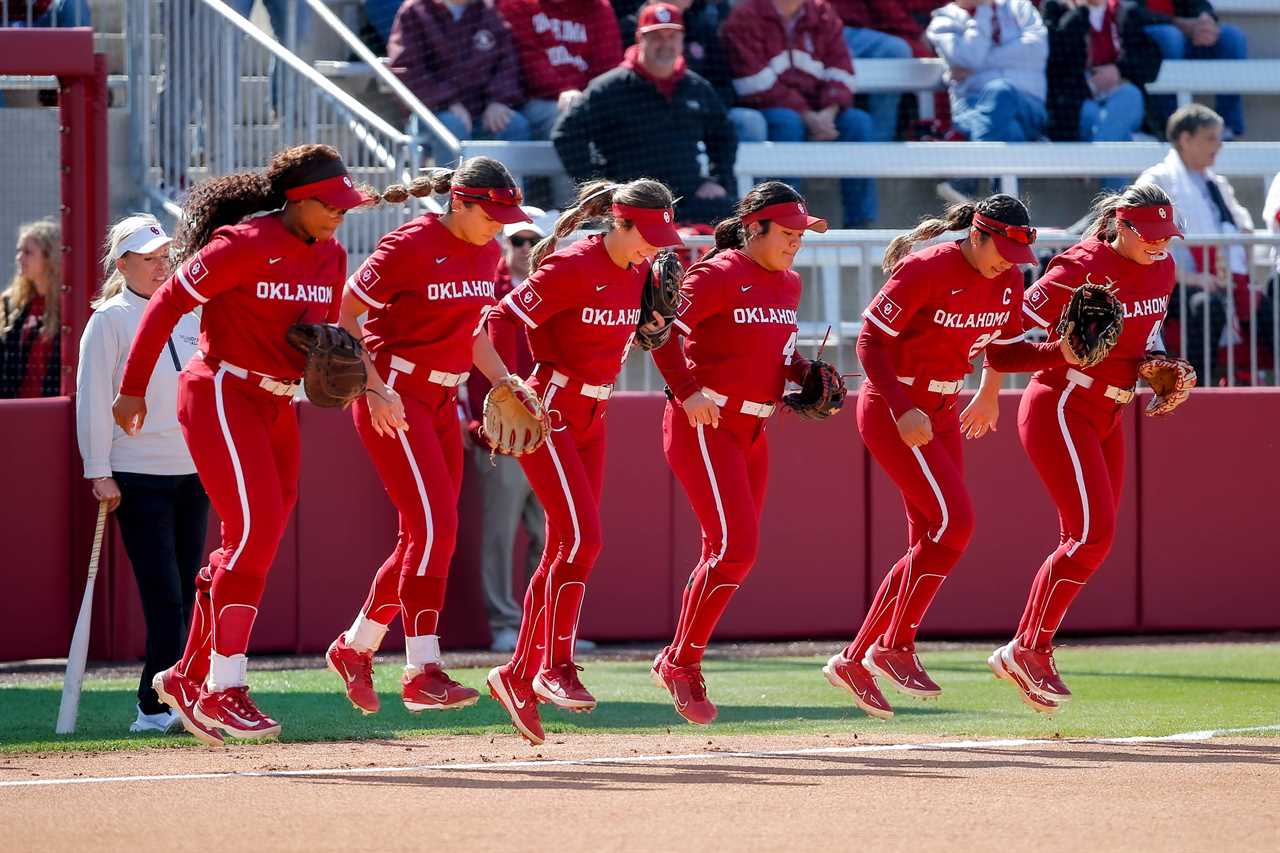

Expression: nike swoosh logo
xmin=690 ymin=643 xmax=706 ymax=649
xmin=557 ymin=634 xmax=574 ymax=641
xmin=951 ymin=289 xmax=964 ymax=295
xmin=436 ymin=256 xmax=448 ymax=264
xmin=741 ymin=285 xmax=752 ymax=292
xmin=510 ymin=689 xmax=527 ymax=710
xmin=885 ymin=660 xmax=906 ymax=680
xmin=909 ymin=623 xmax=920 ymax=629
xmin=425 ymin=690 xmax=449 ymax=703
xmin=177 ymin=682 xmax=194 ymax=706
xmin=595 ymin=284 xmax=608 ymax=291
xmin=268 ymin=257 xmax=283 ymax=265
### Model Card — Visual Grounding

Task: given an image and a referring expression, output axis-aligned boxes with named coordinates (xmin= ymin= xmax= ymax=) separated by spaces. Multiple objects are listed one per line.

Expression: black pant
xmin=113 ymin=471 xmax=209 ymax=714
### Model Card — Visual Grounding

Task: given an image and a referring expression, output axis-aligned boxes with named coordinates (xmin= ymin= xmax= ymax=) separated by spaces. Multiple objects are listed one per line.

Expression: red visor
xmin=1117 ymin=203 xmax=1182 ymax=241
xmin=740 ymin=201 xmax=828 ymax=233
xmin=284 ymin=173 xmax=372 ymax=210
xmin=972 ymin=212 xmax=1038 ymax=264
xmin=451 ymin=185 xmax=531 ymax=224
xmin=612 ymin=203 xmax=683 ymax=247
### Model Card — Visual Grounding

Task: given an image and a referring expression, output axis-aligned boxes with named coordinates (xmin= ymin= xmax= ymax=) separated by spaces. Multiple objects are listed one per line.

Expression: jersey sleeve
xmin=498 ymin=250 xmax=582 ymax=329
xmin=671 ymin=263 xmax=725 ymax=336
xmin=1022 ymin=254 xmax=1081 ymax=329
xmin=861 ymin=253 xmax=935 ymax=338
xmin=346 ymin=230 xmax=415 ymax=310
xmin=170 ymin=234 xmax=245 ymax=307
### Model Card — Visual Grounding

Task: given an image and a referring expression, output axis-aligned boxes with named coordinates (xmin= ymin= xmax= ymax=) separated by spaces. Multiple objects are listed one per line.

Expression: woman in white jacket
xmin=76 ymin=215 xmax=208 ymax=735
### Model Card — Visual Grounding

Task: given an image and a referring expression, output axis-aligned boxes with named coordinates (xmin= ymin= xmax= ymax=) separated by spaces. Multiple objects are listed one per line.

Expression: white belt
xmin=550 ymin=370 xmax=613 ymax=400
xmin=208 ymin=355 xmax=296 ymax=397
xmin=898 ymin=376 xmax=964 ymax=395
xmin=702 ymin=387 xmax=775 ymax=419
xmin=388 ymin=355 xmax=469 ymax=387
xmin=1065 ymin=369 xmax=1135 ymax=404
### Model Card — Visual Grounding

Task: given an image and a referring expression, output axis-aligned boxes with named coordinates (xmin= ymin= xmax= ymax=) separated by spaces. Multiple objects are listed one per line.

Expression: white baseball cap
xmin=113 ymin=219 xmax=172 ymax=260
xmin=503 ymin=206 xmax=556 ymax=239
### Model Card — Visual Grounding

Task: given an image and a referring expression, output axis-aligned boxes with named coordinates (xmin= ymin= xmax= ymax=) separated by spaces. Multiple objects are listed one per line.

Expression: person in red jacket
xmin=112 ymin=144 xmax=370 ymax=745
xmin=722 ymin=0 xmax=877 ymax=228
xmin=485 ymin=178 xmax=682 ymax=746
xmin=388 ymin=0 xmax=528 ymax=161
xmin=975 ymin=184 xmax=1186 ymax=712
xmin=649 ymin=181 xmax=831 ymax=725
xmin=821 ymin=194 xmax=1079 ymax=720
xmin=497 ymin=0 xmax=623 ymax=139
xmin=324 ymin=158 xmax=533 ymax=716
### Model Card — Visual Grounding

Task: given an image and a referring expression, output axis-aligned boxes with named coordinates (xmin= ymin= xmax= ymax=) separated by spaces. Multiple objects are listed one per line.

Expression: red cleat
xmin=1002 ymin=640 xmax=1072 ymax=704
xmin=402 ymin=663 xmax=480 ymax=712
xmin=822 ymin=652 xmax=894 ymax=720
xmin=532 ymin=662 xmax=597 ymax=712
xmin=326 ymin=634 xmax=379 ymax=715
xmin=151 ymin=666 xmax=223 ymax=747
xmin=194 ymin=685 xmax=281 ymax=740
xmin=988 ymin=641 xmax=1059 ymax=714
xmin=863 ymin=640 xmax=942 ymax=698
xmin=652 ymin=649 xmax=717 ymax=725
xmin=487 ymin=664 xmax=544 ymax=745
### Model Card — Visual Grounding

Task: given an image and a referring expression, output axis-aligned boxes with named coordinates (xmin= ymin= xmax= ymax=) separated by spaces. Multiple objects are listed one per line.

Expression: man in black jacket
xmin=552 ymin=2 xmax=737 ymax=225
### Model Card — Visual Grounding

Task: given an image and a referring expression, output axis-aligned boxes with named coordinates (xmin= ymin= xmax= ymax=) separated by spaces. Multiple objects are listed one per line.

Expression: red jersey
xmin=1022 ymin=237 xmax=1174 ymax=391
xmin=494 ymin=234 xmax=648 ymax=387
xmin=348 ymin=213 xmax=500 ymax=381
xmin=121 ymin=215 xmax=346 ymax=396
xmin=656 ymin=249 xmax=806 ymax=403
xmin=862 ymin=241 xmax=1025 ymax=382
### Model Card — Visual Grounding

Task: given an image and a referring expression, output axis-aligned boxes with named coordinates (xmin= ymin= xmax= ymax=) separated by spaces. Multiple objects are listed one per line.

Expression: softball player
xmin=485 ymin=178 xmax=683 ymax=745
xmin=113 ymin=144 xmax=369 ymax=745
xmin=982 ymin=185 xmax=1183 ymax=712
xmin=325 ymin=158 xmax=532 ymax=715
xmin=823 ymin=194 xmax=1080 ymax=720
xmin=649 ymin=182 xmax=829 ymax=725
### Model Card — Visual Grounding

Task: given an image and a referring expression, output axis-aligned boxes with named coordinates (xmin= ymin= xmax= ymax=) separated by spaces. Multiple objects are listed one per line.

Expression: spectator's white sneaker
xmin=936 ymin=181 xmax=974 ymax=206
xmin=489 ymin=627 xmax=518 ymax=654
xmin=129 ymin=704 xmax=182 ymax=734
xmin=575 ymin=638 xmax=598 ymax=653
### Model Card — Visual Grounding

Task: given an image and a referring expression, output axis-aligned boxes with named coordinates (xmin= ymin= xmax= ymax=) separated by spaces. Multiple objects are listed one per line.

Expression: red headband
xmin=284 ymin=173 xmax=370 ymax=210
xmin=612 ymin=203 xmax=683 ymax=247
xmin=451 ymin=184 xmax=530 ymax=224
xmin=740 ymin=201 xmax=828 ymax=233
xmin=972 ymin=212 xmax=1038 ymax=264
xmin=1116 ymin=203 xmax=1182 ymax=240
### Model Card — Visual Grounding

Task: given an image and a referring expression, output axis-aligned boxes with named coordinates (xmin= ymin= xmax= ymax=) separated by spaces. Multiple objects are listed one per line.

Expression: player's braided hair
xmin=173 ymin=144 xmax=349 ymax=264
xmin=368 ymin=156 xmax=518 ymax=205
xmin=705 ymin=181 xmax=804 ymax=262
xmin=882 ymin=193 xmax=1030 ymax=272
xmin=531 ymin=178 xmax=675 ymax=271
xmin=1085 ymin=184 xmax=1174 ymax=242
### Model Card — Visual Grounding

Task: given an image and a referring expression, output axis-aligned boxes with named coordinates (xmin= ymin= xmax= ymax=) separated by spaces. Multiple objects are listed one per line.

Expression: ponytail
xmin=369 ymin=157 xmax=518 ymax=207
xmin=882 ymin=202 xmax=975 ymax=273
xmin=531 ymin=180 xmax=620 ymax=271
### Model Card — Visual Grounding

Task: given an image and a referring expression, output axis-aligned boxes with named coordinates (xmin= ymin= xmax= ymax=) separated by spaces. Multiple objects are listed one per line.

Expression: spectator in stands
xmin=0 ymin=219 xmax=60 ymax=398
xmin=364 ymin=0 xmax=404 ymax=47
xmin=927 ymin=0 xmax=1048 ymax=201
xmin=1136 ymin=1 xmax=1247 ymax=138
xmin=76 ymin=215 xmax=209 ymax=735
xmin=1042 ymin=0 xmax=1162 ymax=188
xmin=830 ymin=1 xmax=923 ymax=142
xmin=553 ymin=3 xmax=737 ymax=225
xmin=1137 ymin=103 xmax=1258 ymax=384
xmin=466 ymin=209 xmax=551 ymax=653
xmin=723 ymin=0 xmax=877 ymax=228
xmin=1 ymin=0 xmax=90 ymax=28
xmin=619 ymin=0 xmax=736 ymax=109
xmin=388 ymin=0 xmax=527 ymax=163
xmin=1265 ymin=172 xmax=1280 ymax=275
xmin=499 ymin=0 xmax=623 ymax=139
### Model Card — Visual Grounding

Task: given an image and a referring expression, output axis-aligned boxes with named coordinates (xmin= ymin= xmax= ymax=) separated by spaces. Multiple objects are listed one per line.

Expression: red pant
xmin=354 ymin=384 xmax=465 ymax=638
xmin=1013 ymin=379 xmax=1125 ymax=651
xmin=844 ymin=383 xmax=974 ymax=660
xmin=174 ymin=359 xmax=299 ymax=679
xmin=508 ymin=369 xmax=608 ymax=679
xmin=663 ymin=400 xmax=769 ymax=665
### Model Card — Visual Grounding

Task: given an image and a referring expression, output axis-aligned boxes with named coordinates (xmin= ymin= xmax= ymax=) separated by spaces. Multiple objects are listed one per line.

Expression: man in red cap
xmin=552 ymin=2 xmax=738 ymax=225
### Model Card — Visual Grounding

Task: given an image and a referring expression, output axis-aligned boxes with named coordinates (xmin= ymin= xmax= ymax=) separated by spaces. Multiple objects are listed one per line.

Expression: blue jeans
xmin=843 ymin=27 xmax=913 ymax=142
xmin=1144 ymin=23 xmax=1247 ymax=135
xmin=748 ymin=106 xmax=877 ymax=227
xmin=1080 ymin=82 xmax=1145 ymax=190
xmin=953 ymin=79 xmax=1047 ymax=142
xmin=427 ymin=108 xmax=532 ymax=165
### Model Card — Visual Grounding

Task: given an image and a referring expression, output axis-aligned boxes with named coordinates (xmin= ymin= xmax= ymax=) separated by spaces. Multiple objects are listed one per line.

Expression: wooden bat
xmin=55 ymin=500 xmax=109 ymax=735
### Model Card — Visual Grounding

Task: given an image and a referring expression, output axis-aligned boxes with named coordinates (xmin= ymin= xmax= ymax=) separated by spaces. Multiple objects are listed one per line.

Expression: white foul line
xmin=1 ymin=724 xmax=1277 ymax=790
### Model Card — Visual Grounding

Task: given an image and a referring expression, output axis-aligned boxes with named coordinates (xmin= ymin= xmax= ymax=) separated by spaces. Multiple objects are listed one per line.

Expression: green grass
xmin=2 ymin=643 xmax=1278 ymax=754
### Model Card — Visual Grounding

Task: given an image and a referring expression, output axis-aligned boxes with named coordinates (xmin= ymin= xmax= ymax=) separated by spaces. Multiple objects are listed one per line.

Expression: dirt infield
xmin=3 ymin=733 xmax=1276 ymax=851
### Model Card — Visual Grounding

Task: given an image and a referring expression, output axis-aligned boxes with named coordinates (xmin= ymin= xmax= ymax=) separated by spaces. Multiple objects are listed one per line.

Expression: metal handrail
xmin=301 ymin=0 xmax=459 ymax=156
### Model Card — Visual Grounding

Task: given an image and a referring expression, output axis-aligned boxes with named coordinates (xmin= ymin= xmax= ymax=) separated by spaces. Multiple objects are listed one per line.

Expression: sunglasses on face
xmin=508 ymin=235 xmax=537 ymax=248
xmin=1123 ymin=221 xmax=1170 ymax=244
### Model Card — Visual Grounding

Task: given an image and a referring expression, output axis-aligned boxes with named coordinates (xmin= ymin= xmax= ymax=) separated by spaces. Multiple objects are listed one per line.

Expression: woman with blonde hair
xmin=1 ymin=218 xmax=62 ymax=397
xmin=76 ymin=213 xmax=209 ymax=735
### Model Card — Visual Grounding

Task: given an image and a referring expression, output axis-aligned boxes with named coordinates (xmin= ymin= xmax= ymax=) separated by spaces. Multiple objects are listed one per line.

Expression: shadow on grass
xmin=930 ymin=661 xmax=1280 ymax=687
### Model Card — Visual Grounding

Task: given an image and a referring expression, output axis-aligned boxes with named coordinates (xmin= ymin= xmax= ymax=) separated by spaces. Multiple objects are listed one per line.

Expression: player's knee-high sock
xmin=670 ymin=564 xmax=740 ymax=666
xmin=509 ymin=558 xmax=551 ymax=680
xmin=208 ymin=567 xmax=267 ymax=657
xmin=881 ymin=539 xmax=963 ymax=648
xmin=844 ymin=556 xmax=906 ymax=661
xmin=178 ymin=566 xmax=214 ymax=683
xmin=544 ymin=560 xmax=591 ymax=668
xmin=399 ymin=574 xmax=447 ymax=638
xmin=1018 ymin=548 xmax=1096 ymax=651
xmin=1014 ymin=553 xmax=1053 ymax=641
